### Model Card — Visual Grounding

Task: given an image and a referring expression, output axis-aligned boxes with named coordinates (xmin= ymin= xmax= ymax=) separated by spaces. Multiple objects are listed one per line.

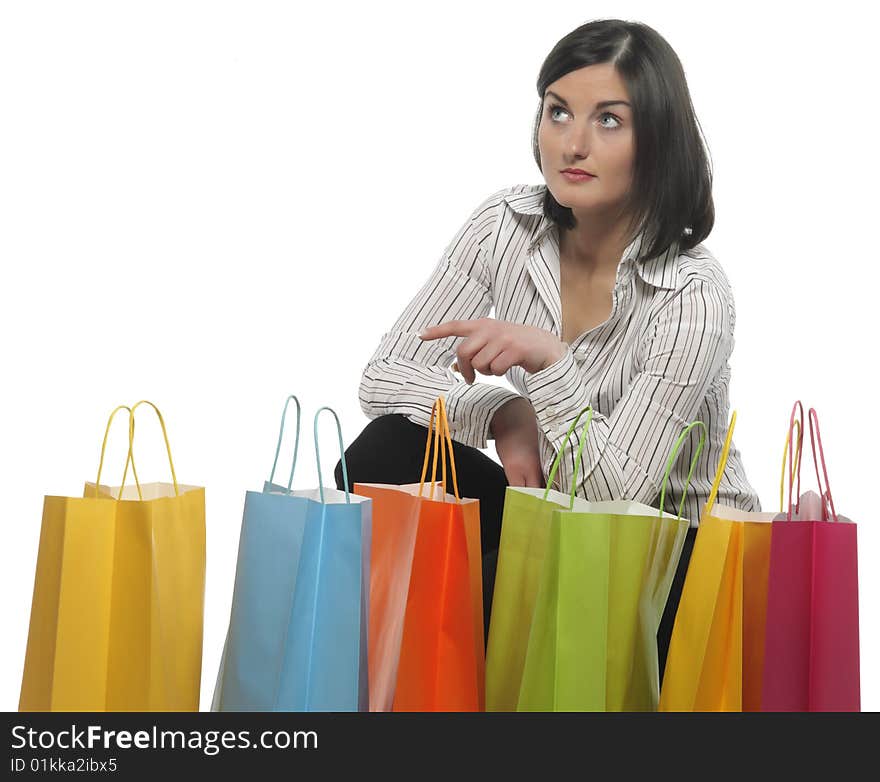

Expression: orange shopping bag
xmin=353 ymin=473 xmax=444 ymax=711
xmin=378 ymin=396 xmax=484 ymax=711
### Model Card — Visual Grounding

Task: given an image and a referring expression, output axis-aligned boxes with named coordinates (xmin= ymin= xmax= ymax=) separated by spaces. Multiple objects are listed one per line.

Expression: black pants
xmin=334 ymin=413 xmax=696 ymax=688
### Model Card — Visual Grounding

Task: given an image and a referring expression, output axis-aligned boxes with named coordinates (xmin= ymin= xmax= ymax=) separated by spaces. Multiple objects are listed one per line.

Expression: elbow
xmin=357 ymin=360 xmax=388 ymax=420
xmin=357 ymin=365 xmax=377 ymax=420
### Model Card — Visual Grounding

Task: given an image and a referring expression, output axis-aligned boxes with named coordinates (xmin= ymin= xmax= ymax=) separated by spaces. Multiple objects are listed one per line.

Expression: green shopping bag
xmin=487 ymin=408 xmax=705 ymax=712
xmin=485 ymin=406 xmax=594 ymax=712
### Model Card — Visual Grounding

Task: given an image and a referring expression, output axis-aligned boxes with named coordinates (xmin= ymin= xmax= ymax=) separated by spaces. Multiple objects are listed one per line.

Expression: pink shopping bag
xmin=761 ymin=402 xmax=859 ymax=711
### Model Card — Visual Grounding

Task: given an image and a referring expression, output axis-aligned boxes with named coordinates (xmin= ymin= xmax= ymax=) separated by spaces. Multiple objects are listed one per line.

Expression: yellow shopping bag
xmin=658 ymin=410 xmax=795 ymax=711
xmin=19 ymin=401 xmax=206 ymax=712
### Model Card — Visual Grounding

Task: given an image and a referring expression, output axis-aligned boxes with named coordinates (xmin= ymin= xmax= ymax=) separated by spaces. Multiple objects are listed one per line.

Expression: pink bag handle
xmin=785 ymin=400 xmax=805 ymax=521
xmin=808 ymin=407 xmax=839 ymax=523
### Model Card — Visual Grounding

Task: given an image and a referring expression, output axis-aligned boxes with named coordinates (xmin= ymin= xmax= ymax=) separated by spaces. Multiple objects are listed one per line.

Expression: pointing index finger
xmin=418 ymin=320 xmax=471 ymax=340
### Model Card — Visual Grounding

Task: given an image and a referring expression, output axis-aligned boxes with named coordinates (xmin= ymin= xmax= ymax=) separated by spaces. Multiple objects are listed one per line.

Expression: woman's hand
xmin=419 ymin=318 xmax=567 ymax=383
xmin=489 ymin=397 xmax=545 ymax=489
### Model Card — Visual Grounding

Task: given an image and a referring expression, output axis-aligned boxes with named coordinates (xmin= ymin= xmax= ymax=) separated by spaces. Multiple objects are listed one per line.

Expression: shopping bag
xmin=658 ymin=409 xmax=796 ymax=712
xmin=762 ymin=403 xmax=860 ymax=711
xmin=513 ymin=416 xmax=703 ymax=711
xmin=212 ymin=397 xmax=372 ymax=711
xmin=485 ymin=405 xmax=594 ymax=712
xmin=353 ymin=467 xmax=447 ymax=711
xmin=390 ymin=396 xmax=485 ymax=712
xmin=19 ymin=401 xmax=206 ymax=712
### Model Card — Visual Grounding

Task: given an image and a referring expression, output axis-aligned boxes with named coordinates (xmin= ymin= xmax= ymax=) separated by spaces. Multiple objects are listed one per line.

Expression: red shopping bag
xmin=761 ymin=402 xmax=860 ymax=711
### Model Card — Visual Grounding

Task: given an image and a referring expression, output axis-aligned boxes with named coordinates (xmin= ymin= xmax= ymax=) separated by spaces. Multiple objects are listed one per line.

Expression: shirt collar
xmin=502 ymin=185 xmax=680 ymax=291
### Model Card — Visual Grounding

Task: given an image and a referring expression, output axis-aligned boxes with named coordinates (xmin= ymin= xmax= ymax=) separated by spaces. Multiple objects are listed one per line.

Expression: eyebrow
xmin=544 ymin=90 xmax=630 ymax=110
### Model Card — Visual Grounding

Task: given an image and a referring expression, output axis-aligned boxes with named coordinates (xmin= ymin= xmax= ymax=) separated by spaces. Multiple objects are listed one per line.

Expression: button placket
xmin=611 ymin=265 xmax=634 ymax=317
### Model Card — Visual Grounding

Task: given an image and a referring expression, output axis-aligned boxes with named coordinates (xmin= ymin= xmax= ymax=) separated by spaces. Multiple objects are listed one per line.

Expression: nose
xmin=564 ymin=120 xmax=594 ymax=160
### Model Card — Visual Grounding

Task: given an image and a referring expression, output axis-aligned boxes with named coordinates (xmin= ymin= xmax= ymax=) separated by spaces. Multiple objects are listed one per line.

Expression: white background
xmin=1 ymin=0 xmax=876 ymax=711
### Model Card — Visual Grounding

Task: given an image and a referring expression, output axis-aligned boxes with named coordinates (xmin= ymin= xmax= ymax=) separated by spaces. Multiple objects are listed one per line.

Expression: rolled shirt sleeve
xmin=524 ymin=277 xmax=733 ymax=505
xmin=358 ymin=190 xmax=523 ymax=450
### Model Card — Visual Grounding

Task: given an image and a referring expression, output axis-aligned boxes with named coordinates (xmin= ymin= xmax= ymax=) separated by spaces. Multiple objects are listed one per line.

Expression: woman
xmin=334 ymin=18 xmax=760 ymax=685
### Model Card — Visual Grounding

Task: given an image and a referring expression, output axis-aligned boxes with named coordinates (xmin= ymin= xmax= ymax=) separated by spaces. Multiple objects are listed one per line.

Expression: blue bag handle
xmin=268 ymin=394 xmax=302 ymax=492
xmin=313 ymin=406 xmax=351 ymax=504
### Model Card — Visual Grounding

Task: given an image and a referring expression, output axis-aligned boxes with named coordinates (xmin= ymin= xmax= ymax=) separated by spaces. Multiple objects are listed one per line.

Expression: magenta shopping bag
xmin=762 ymin=402 xmax=860 ymax=711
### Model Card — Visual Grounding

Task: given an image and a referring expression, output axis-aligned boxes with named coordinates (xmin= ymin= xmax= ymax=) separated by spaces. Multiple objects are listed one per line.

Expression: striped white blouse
xmin=358 ymin=183 xmax=761 ymax=525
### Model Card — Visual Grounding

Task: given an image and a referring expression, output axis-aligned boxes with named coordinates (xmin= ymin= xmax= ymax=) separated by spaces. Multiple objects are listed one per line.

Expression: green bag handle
xmin=658 ymin=421 xmax=707 ymax=519
xmin=268 ymin=394 xmax=302 ymax=492
xmin=313 ymin=406 xmax=351 ymax=505
xmin=543 ymin=405 xmax=594 ymax=510
xmin=541 ymin=408 xmax=706 ymax=518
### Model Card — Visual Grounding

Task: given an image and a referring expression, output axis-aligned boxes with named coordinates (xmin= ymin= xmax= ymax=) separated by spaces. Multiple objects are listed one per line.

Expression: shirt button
xmin=546 ymin=405 xmax=557 ymax=417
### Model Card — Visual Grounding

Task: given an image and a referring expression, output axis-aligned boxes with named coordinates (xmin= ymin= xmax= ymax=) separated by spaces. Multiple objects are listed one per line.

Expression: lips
xmin=562 ymin=169 xmax=595 ymax=176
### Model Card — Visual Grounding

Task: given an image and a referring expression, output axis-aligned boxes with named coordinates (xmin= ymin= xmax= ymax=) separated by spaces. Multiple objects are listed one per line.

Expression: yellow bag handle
xmin=101 ymin=400 xmax=180 ymax=499
xmin=781 ymin=400 xmax=805 ymax=519
xmin=704 ymin=410 xmax=737 ymax=519
xmin=95 ymin=404 xmax=143 ymax=501
xmin=779 ymin=418 xmax=802 ymax=512
xmin=705 ymin=408 xmax=803 ymax=518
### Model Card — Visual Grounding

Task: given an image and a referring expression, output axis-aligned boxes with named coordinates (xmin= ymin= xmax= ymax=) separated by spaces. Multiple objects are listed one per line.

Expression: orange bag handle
xmin=418 ymin=396 xmax=461 ymax=502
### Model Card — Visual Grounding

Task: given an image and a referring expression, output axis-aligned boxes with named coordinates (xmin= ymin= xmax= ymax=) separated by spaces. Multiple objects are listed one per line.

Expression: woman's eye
xmin=548 ymin=103 xmax=621 ymax=129
xmin=598 ymin=113 xmax=622 ymax=129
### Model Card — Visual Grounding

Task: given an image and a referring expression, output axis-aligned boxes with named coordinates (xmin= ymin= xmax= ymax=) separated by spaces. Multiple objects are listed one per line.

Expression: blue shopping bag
xmin=212 ymin=396 xmax=372 ymax=711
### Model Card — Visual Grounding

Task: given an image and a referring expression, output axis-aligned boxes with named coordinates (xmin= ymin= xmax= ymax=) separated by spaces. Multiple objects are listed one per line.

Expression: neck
xmin=559 ymin=212 xmax=635 ymax=277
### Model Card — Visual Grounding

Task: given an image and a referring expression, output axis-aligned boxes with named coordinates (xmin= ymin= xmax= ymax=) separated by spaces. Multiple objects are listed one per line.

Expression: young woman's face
xmin=538 ymin=63 xmax=636 ymax=222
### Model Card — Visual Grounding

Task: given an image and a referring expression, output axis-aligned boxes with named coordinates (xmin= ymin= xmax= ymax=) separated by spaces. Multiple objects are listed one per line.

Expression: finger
xmin=505 ymin=470 xmax=525 ymax=488
xmin=470 ymin=343 xmax=505 ymax=379
xmin=457 ymin=335 xmax=488 ymax=384
xmin=488 ymin=349 xmax=519 ymax=377
xmin=419 ymin=320 xmax=470 ymax=340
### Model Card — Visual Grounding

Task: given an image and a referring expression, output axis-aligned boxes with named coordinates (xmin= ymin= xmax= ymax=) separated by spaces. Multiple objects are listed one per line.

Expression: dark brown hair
xmin=532 ymin=19 xmax=714 ymax=259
